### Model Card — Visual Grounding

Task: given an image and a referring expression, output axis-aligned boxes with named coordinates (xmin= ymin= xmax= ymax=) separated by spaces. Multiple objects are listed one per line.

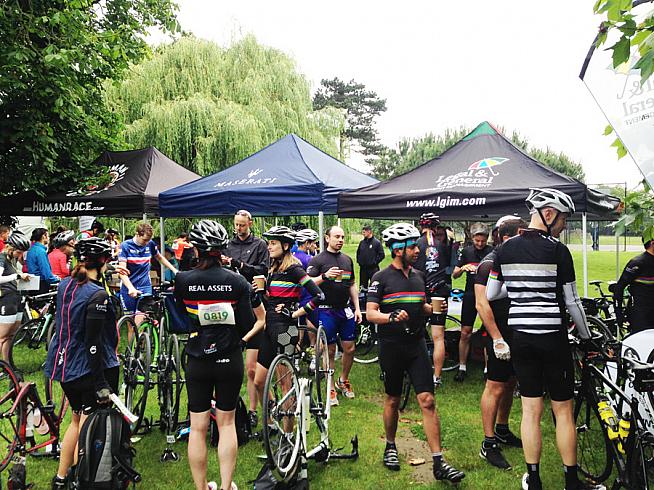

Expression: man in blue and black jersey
xmin=367 ymin=222 xmax=465 ymax=484
xmin=487 ymin=188 xmax=602 ymax=490
xmin=613 ymin=226 xmax=654 ymax=332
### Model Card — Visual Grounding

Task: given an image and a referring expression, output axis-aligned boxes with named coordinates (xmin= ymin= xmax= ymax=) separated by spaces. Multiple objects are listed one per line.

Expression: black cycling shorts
xmin=0 ymin=293 xmax=21 ymax=322
xmin=185 ymin=349 xmax=244 ymax=412
xmin=257 ymin=321 xmax=299 ymax=369
xmin=512 ymin=330 xmax=574 ymax=401
xmin=61 ymin=366 xmax=120 ymax=414
xmin=486 ymin=329 xmax=515 ymax=383
xmin=460 ymin=292 xmax=478 ymax=327
xmin=379 ymin=339 xmax=433 ymax=397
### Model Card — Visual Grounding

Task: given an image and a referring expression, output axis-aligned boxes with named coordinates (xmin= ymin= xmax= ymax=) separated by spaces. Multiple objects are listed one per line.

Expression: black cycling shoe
xmin=383 ymin=447 xmax=400 ymax=471
xmin=248 ymin=410 xmax=258 ymax=429
xmin=494 ymin=429 xmax=523 ymax=448
xmin=433 ymin=460 xmax=465 ymax=483
xmin=51 ymin=475 xmax=67 ymax=490
xmin=453 ymin=370 xmax=466 ymax=383
xmin=479 ymin=442 xmax=511 ymax=470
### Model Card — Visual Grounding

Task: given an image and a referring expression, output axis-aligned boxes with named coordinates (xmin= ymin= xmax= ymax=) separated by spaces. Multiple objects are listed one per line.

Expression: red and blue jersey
xmin=118 ymin=238 xmax=159 ymax=295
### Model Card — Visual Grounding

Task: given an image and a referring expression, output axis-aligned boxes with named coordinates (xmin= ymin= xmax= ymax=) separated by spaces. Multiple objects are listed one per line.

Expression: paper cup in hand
xmin=431 ymin=297 xmax=445 ymax=313
xmin=335 ymin=271 xmax=344 ymax=283
xmin=253 ymin=275 xmax=266 ymax=291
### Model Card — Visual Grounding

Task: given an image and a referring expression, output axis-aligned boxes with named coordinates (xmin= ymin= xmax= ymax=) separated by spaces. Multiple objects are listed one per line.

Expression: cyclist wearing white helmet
xmin=486 ymin=189 xmax=600 ymax=490
xmin=367 ymin=223 xmax=465 ymax=484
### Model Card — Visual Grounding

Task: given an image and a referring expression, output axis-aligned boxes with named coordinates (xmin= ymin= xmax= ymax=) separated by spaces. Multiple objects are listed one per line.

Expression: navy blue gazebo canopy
xmin=159 ymin=134 xmax=378 ymax=217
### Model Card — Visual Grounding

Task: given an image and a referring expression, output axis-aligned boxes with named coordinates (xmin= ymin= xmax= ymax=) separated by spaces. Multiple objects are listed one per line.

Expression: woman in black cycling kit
xmin=174 ymin=220 xmax=255 ymax=490
xmin=253 ymin=226 xmax=324 ymax=402
xmin=45 ymin=238 xmax=119 ymax=490
xmin=0 ymin=231 xmax=31 ymax=362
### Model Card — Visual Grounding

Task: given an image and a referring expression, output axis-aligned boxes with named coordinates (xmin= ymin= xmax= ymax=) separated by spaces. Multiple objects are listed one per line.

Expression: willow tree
xmin=105 ymin=36 xmax=343 ymax=174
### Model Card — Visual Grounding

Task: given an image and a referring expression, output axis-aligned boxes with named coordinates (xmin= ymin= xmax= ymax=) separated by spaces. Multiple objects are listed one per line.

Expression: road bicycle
xmin=119 ymin=285 xmax=183 ymax=437
xmin=262 ymin=326 xmax=358 ymax=484
xmin=573 ymin=336 xmax=654 ymax=488
xmin=0 ymin=360 xmax=66 ymax=474
xmin=9 ymin=291 xmax=57 ymax=376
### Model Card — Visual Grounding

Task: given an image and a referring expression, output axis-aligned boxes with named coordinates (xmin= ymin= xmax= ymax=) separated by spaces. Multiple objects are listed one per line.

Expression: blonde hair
xmin=1 ymin=245 xmax=19 ymax=269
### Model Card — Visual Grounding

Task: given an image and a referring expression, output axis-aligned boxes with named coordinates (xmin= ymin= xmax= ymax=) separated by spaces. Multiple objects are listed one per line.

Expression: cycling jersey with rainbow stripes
xmin=118 ymin=238 xmax=159 ymax=295
xmin=267 ymin=263 xmax=323 ymax=315
xmin=367 ymin=265 xmax=428 ymax=341
xmin=615 ymin=250 xmax=654 ymax=306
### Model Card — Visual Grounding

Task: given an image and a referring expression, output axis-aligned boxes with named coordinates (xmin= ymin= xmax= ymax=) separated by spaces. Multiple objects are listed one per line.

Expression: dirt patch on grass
xmin=397 ymin=427 xmax=433 ymax=484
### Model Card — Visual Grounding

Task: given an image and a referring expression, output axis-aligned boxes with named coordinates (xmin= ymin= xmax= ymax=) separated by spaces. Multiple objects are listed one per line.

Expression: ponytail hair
xmin=71 ymin=259 xmax=104 ymax=285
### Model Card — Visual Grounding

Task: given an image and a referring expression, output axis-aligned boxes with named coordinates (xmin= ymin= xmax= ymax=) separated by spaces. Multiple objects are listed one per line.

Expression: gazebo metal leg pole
xmin=319 ymin=211 xmax=324 ymax=253
xmin=616 ymin=232 xmax=620 ymax=282
xmin=582 ymin=212 xmax=588 ymax=297
xmin=121 ymin=218 xmax=125 ymax=241
xmin=160 ymin=217 xmax=165 ymax=282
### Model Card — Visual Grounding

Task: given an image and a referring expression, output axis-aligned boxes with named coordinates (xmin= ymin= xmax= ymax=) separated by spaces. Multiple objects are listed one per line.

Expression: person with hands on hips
xmin=306 ymin=226 xmax=361 ymax=406
xmin=45 ymin=238 xmax=120 ymax=490
xmin=0 ymin=231 xmax=32 ymax=362
xmin=253 ymin=226 xmax=324 ymax=409
xmin=174 ymin=220 xmax=256 ymax=490
xmin=367 ymin=223 xmax=465 ymax=484
xmin=474 ymin=216 xmax=526 ymax=471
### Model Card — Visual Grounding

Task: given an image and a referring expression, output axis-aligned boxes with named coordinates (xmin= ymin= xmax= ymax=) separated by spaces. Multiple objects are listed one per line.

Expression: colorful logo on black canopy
xmin=66 ymin=164 xmax=128 ymax=197
xmin=468 ymin=157 xmax=508 ymax=176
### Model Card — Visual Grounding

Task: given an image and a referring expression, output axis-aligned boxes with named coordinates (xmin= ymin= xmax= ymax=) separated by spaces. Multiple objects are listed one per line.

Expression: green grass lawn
xmin=12 ymin=246 xmax=640 ymax=489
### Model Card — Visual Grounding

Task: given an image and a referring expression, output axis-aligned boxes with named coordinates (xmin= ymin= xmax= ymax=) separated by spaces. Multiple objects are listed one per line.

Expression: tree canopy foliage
xmin=312 ymin=78 xmax=387 ymax=161
xmin=370 ymin=126 xmax=586 ymax=182
xmin=0 ymin=0 xmax=179 ymax=195
xmin=105 ymin=36 xmax=343 ymax=175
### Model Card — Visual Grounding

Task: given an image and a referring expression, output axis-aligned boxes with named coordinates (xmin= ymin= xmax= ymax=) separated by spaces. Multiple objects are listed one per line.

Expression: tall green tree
xmin=105 ymin=36 xmax=343 ymax=175
xmin=312 ymin=78 xmax=387 ymax=161
xmin=371 ymin=126 xmax=585 ymax=181
xmin=0 ymin=0 xmax=179 ymax=195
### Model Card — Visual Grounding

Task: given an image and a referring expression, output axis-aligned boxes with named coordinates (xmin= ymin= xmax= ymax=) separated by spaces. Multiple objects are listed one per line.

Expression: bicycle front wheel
xmin=442 ymin=315 xmax=461 ymax=372
xmin=263 ymin=354 xmax=302 ymax=484
xmin=159 ymin=334 xmax=182 ymax=434
xmin=123 ymin=330 xmax=151 ymax=433
xmin=9 ymin=317 xmax=49 ymax=375
xmin=574 ymin=387 xmax=612 ymax=482
xmin=313 ymin=326 xmax=331 ymax=425
xmin=0 ymin=361 xmax=24 ymax=471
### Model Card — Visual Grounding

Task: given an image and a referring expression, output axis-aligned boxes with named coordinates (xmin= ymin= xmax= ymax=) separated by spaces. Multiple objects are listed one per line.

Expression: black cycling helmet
xmin=188 ymin=220 xmax=230 ymax=253
xmin=91 ymin=219 xmax=105 ymax=233
xmin=263 ymin=226 xmax=296 ymax=245
xmin=291 ymin=222 xmax=307 ymax=232
xmin=419 ymin=212 xmax=441 ymax=228
xmin=6 ymin=231 xmax=30 ymax=252
xmin=53 ymin=230 xmax=76 ymax=248
xmin=75 ymin=237 xmax=112 ymax=261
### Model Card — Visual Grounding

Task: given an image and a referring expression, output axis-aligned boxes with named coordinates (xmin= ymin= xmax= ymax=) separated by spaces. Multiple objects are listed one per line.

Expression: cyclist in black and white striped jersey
xmin=487 ymin=188 xmax=601 ymax=490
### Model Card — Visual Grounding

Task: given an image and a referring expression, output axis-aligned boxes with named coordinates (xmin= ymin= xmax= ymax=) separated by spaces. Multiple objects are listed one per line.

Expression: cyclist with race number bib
xmin=475 ymin=216 xmax=526 ymax=470
xmin=118 ymin=222 xmax=178 ymax=323
xmin=306 ymin=226 xmax=361 ymax=406
xmin=487 ymin=189 xmax=603 ymax=490
xmin=367 ymin=223 xmax=465 ymax=483
xmin=0 ymin=232 xmax=31 ymax=362
xmin=45 ymin=238 xmax=119 ymax=490
xmin=174 ymin=220 xmax=255 ymax=490
xmin=613 ymin=226 xmax=654 ymax=332
xmin=414 ymin=212 xmax=454 ymax=387
xmin=452 ymin=222 xmax=493 ymax=382
xmin=253 ymin=226 xmax=324 ymax=404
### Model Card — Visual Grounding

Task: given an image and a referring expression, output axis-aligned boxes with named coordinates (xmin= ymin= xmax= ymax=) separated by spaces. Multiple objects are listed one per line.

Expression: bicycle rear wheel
xmin=353 ymin=321 xmax=379 ymax=364
xmin=313 ymin=327 xmax=331 ymax=423
xmin=630 ymin=431 xmax=654 ymax=489
xmin=442 ymin=315 xmax=461 ymax=372
xmin=574 ymin=387 xmax=612 ymax=482
xmin=263 ymin=355 xmax=302 ymax=484
xmin=123 ymin=330 xmax=151 ymax=433
xmin=0 ymin=361 xmax=24 ymax=471
xmin=9 ymin=317 xmax=49 ymax=375
xmin=159 ymin=334 xmax=182 ymax=434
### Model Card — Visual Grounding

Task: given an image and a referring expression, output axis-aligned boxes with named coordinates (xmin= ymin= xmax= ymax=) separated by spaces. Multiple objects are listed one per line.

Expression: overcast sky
xmin=166 ymin=0 xmax=645 ymax=189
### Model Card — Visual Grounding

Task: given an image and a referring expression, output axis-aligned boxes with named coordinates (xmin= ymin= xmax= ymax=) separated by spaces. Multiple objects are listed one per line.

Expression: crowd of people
xmin=0 ymin=185 xmax=652 ymax=489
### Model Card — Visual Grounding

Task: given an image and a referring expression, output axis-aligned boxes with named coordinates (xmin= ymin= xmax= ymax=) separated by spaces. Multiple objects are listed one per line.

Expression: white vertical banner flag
xmin=580 ymin=11 xmax=654 ymax=189
xmin=79 ymin=216 xmax=96 ymax=231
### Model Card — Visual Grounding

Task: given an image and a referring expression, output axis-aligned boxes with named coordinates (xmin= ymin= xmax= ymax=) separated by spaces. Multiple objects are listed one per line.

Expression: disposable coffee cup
xmin=431 ymin=297 xmax=445 ymax=313
xmin=253 ymin=275 xmax=266 ymax=291
xmin=335 ymin=271 xmax=344 ymax=283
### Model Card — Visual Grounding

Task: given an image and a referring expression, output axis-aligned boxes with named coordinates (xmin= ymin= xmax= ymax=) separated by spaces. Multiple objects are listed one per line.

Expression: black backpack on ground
xmin=76 ymin=407 xmax=141 ymax=489
xmin=209 ymin=396 xmax=251 ymax=447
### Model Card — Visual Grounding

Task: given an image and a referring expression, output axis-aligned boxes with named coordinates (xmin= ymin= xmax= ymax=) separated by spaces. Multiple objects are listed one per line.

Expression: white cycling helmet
xmin=382 ymin=223 xmax=421 ymax=248
xmin=295 ymin=228 xmax=319 ymax=244
xmin=493 ymin=215 xmax=519 ymax=232
xmin=525 ymin=188 xmax=576 ymax=214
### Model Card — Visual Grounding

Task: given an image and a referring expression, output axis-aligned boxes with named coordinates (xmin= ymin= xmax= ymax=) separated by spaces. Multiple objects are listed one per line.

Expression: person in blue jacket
xmin=26 ymin=227 xmax=59 ymax=294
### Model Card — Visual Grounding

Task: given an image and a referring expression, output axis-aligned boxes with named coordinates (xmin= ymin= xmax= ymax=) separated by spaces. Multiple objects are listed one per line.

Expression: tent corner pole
xmin=319 ymin=211 xmax=324 ymax=253
xmin=616 ymin=230 xmax=620 ymax=282
xmin=582 ymin=212 xmax=588 ymax=297
xmin=160 ymin=217 xmax=165 ymax=282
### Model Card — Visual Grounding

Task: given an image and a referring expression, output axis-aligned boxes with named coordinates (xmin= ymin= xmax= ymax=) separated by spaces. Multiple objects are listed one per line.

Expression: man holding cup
xmin=307 ymin=226 xmax=361 ymax=406
xmin=222 ymin=209 xmax=270 ymax=429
